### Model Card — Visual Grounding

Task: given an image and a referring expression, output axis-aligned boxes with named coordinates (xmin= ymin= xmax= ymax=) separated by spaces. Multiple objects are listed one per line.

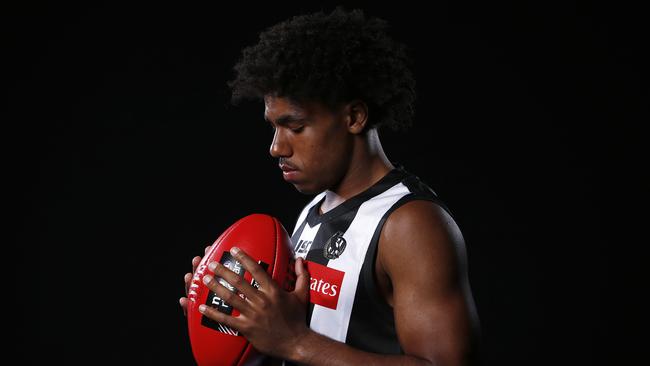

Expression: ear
xmin=344 ymin=100 xmax=369 ymax=134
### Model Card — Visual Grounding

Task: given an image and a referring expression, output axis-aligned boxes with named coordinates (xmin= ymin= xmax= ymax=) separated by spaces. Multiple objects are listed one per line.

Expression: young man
xmin=180 ymin=7 xmax=480 ymax=365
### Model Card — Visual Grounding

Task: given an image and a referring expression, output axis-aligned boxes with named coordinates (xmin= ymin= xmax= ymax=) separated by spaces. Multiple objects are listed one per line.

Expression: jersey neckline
xmin=305 ymin=163 xmax=409 ymax=227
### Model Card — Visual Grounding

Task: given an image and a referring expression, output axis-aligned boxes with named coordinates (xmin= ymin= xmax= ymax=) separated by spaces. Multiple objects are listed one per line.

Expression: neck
xmin=320 ymin=129 xmax=394 ymax=214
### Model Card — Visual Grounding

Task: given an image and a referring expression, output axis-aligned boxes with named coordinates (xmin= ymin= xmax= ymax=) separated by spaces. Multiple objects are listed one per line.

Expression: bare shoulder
xmin=383 ymin=199 xmax=462 ymax=241
xmin=379 ymin=199 xmax=468 ymax=290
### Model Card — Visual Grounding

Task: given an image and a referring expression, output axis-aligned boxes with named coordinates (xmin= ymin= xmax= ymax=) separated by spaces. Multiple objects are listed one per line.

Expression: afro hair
xmin=227 ymin=6 xmax=416 ymax=131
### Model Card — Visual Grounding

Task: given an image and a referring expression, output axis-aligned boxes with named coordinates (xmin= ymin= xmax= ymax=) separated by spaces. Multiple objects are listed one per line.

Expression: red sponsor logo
xmin=304 ymin=261 xmax=344 ymax=310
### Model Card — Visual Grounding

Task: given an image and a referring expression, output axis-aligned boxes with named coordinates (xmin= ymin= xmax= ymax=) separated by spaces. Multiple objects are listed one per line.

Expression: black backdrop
xmin=7 ymin=1 xmax=646 ymax=365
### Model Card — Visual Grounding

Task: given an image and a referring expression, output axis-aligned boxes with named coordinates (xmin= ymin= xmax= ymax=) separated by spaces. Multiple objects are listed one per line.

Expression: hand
xmin=199 ymin=247 xmax=310 ymax=359
xmin=179 ymin=244 xmax=212 ymax=316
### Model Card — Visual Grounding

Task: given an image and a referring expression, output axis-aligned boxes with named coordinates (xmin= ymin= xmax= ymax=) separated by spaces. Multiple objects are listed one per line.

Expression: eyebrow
xmin=264 ymin=114 xmax=306 ymax=126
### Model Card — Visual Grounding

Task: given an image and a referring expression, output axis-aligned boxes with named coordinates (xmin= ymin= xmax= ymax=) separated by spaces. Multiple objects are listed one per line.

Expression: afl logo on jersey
xmin=323 ymin=231 xmax=346 ymax=259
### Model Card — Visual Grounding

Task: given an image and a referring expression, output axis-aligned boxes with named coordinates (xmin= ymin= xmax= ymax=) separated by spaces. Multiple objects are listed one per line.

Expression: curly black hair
xmin=227 ymin=6 xmax=416 ymax=131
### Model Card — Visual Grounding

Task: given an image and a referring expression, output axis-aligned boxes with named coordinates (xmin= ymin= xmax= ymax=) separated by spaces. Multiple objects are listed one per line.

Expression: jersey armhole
xmin=360 ymin=194 xmax=453 ymax=316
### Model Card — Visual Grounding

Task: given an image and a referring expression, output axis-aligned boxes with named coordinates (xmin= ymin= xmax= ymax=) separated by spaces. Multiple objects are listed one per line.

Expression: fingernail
xmin=199 ymin=305 xmax=206 ymax=313
xmin=203 ymin=275 xmax=212 ymax=284
xmin=230 ymin=247 xmax=240 ymax=255
xmin=208 ymin=262 xmax=218 ymax=271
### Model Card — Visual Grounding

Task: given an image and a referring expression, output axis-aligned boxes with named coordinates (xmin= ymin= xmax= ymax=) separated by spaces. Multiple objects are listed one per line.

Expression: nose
xmin=269 ymin=128 xmax=292 ymax=158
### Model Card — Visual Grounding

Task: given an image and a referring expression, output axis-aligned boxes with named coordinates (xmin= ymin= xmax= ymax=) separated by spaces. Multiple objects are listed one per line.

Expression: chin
xmin=292 ymin=182 xmax=325 ymax=195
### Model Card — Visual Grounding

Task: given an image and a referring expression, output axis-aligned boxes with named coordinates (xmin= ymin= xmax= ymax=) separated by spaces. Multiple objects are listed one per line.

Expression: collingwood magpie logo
xmin=323 ymin=231 xmax=346 ymax=259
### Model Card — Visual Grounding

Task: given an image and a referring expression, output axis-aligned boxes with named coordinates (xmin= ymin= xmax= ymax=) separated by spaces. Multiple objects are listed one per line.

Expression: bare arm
xmin=382 ymin=200 xmax=479 ymax=365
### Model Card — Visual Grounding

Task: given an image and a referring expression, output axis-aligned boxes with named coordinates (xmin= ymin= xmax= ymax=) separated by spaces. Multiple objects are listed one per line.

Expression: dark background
xmin=7 ymin=1 xmax=646 ymax=365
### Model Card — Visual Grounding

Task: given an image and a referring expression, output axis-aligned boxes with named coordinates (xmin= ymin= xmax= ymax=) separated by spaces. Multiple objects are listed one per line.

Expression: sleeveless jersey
xmin=289 ymin=164 xmax=453 ymax=354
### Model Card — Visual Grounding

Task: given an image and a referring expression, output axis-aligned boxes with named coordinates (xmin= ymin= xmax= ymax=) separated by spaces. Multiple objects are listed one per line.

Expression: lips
xmin=279 ymin=161 xmax=300 ymax=182
xmin=279 ymin=162 xmax=298 ymax=172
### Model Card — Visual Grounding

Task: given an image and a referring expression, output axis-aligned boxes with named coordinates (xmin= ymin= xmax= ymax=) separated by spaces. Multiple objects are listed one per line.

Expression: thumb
xmin=293 ymin=257 xmax=310 ymax=304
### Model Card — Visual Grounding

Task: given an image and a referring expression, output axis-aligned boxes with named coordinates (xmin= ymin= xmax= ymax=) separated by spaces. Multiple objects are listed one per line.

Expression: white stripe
xmin=292 ymin=192 xmax=326 ymax=236
xmin=221 ymin=323 xmax=238 ymax=336
xmin=309 ymin=183 xmax=411 ymax=341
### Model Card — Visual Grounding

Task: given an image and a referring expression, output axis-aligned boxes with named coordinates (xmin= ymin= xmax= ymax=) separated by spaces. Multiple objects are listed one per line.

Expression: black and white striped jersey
xmin=289 ymin=164 xmax=453 ymax=354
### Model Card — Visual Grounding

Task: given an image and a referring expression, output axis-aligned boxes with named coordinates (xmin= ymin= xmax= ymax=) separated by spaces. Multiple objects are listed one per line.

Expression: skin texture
xmin=179 ymin=95 xmax=480 ymax=365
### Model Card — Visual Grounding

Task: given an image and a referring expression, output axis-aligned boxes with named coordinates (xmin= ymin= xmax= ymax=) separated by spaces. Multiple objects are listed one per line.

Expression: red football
xmin=187 ymin=214 xmax=295 ymax=366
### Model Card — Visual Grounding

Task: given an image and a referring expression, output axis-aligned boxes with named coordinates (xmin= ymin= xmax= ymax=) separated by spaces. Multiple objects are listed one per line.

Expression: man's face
xmin=264 ymin=95 xmax=353 ymax=194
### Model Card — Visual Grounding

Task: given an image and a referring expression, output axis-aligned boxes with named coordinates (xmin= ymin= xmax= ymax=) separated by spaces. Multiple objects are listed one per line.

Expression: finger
xmin=205 ymin=244 xmax=212 ymax=254
xmin=179 ymin=297 xmax=188 ymax=316
xmin=198 ymin=303 xmax=244 ymax=333
xmin=229 ymin=247 xmax=272 ymax=290
xmin=184 ymin=272 xmax=192 ymax=295
xmin=202 ymin=274 xmax=252 ymax=315
xmin=293 ymin=257 xmax=310 ymax=304
xmin=209 ymin=261 xmax=261 ymax=304
xmin=191 ymin=256 xmax=202 ymax=274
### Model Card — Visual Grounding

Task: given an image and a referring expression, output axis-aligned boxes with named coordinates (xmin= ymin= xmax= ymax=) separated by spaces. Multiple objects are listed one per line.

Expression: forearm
xmin=286 ymin=329 xmax=433 ymax=366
